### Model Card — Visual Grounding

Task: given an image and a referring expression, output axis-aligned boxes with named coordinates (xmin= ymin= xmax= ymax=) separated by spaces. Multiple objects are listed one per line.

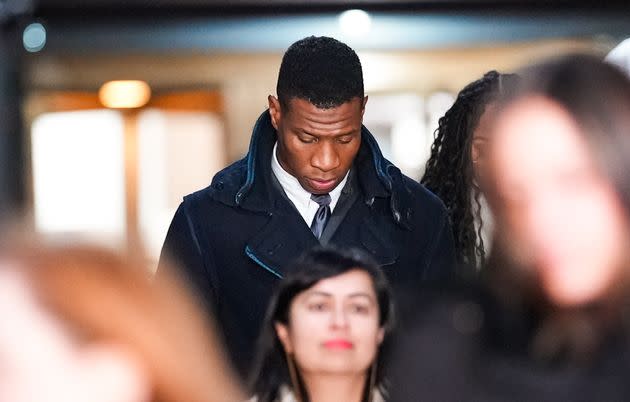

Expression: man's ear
xmin=361 ymin=95 xmax=368 ymax=117
xmin=268 ymin=95 xmax=282 ymax=130
xmin=275 ymin=322 xmax=293 ymax=354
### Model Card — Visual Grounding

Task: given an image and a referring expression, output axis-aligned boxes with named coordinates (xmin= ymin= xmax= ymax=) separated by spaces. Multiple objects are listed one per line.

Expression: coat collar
xmin=223 ymin=110 xmax=413 ymax=229
xmin=247 ymin=386 xmax=386 ymax=402
xmin=272 ymin=385 xmax=386 ymax=402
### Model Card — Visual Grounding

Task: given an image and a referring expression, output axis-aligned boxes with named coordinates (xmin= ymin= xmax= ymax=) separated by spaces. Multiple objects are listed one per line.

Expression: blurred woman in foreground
xmin=0 ymin=240 xmax=244 ymax=402
xmin=250 ymin=247 xmax=394 ymax=402
xmin=389 ymin=54 xmax=630 ymax=401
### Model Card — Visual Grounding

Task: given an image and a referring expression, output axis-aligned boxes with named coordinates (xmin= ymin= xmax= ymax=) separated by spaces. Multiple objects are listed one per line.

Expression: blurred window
xmin=137 ymin=109 xmax=225 ymax=261
xmin=30 ymin=106 xmax=226 ymax=261
xmin=364 ymin=92 xmax=454 ymax=180
xmin=31 ymin=110 xmax=126 ymax=248
xmin=427 ymin=91 xmax=456 ymax=139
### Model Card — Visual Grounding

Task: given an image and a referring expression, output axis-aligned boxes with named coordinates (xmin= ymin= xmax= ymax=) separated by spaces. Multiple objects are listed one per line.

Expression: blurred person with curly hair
xmin=422 ymin=71 xmax=518 ymax=273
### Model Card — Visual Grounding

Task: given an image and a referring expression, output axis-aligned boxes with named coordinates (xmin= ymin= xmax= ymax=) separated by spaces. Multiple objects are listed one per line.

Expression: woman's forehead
xmin=301 ymin=269 xmax=375 ymax=297
xmin=490 ymin=97 xmax=589 ymax=177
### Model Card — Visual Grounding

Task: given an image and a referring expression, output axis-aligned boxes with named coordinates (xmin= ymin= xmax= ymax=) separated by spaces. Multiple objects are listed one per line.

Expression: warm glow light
xmin=99 ymin=80 xmax=151 ymax=109
xmin=339 ymin=9 xmax=372 ymax=37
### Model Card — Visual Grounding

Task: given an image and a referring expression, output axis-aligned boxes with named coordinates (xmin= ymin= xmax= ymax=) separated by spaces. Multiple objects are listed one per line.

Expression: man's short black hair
xmin=277 ymin=36 xmax=364 ymax=109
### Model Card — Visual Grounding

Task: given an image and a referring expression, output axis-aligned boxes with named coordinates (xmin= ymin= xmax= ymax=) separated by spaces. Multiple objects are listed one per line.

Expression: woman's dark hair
xmin=250 ymin=246 xmax=394 ymax=402
xmin=421 ymin=71 xmax=518 ymax=271
xmin=487 ymin=54 xmax=630 ymax=363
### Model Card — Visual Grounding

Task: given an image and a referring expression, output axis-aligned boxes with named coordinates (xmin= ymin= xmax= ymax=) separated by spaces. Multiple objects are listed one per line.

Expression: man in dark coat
xmin=158 ymin=36 xmax=456 ymax=378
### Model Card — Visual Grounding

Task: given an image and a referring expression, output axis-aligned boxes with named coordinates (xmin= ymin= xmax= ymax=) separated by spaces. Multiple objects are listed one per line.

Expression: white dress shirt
xmin=271 ymin=142 xmax=348 ymax=227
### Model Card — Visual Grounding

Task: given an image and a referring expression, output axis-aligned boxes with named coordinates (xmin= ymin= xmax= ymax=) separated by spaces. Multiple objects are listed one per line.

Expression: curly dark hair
xmin=421 ymin=71 xmax=518 ymax=271
xmin=277 ymin=36 xmax=364 ymax=109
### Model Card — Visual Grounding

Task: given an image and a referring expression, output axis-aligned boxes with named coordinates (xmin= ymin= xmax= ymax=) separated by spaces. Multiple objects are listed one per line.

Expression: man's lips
xmin=307 ymin=178 xmax=337 ymax=192
xmin=323 ymin=339 xmax=354 ymax=350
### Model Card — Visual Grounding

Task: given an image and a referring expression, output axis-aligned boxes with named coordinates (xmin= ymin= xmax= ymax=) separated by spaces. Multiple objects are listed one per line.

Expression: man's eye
xmin=337 ymin=136 xmax=353 ymax=144
xmin=298 ymin=135 xmax=316 ymax=143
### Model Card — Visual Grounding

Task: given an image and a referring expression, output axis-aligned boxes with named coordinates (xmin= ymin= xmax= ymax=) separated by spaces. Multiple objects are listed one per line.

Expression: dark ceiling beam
xmin=33 ymin=0 xmax=630 ymax=18
xmin=31 ymin=11 xmax=630 ymax=55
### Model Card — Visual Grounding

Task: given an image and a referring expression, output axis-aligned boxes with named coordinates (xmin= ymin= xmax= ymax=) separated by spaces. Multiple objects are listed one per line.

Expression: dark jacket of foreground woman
xmin=388 ymin=283 xmax=630 ymax=402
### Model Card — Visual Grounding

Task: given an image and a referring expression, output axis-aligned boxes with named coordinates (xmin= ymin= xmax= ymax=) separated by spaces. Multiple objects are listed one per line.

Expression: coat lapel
xmin=358 ymin=213 xmax=399 ymax=267
xmin=245 ymin=201 xmax=319 ymax=278
xmin=237 ymin=112 xmax=318 ymax=278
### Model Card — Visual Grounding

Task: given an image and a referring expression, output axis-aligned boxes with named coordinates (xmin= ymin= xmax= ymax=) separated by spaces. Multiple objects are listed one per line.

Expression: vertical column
xmin=0 ymin=20 xmax=26 ymax=222
xmin=123 ymin=110 xmax=141 ymax=258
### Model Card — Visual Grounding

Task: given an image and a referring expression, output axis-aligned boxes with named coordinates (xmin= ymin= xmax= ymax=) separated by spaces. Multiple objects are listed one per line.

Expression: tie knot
xmin=311 ymin=193 xmax=331 ymax=207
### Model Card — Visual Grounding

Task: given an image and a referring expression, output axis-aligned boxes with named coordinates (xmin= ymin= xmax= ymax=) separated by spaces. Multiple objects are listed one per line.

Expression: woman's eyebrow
xmin=347 ymin=292 xmax=376 ymax=302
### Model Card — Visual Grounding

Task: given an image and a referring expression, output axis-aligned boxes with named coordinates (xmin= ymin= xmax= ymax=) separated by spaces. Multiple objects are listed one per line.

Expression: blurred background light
xmin=99 ymin=80 xmax=151 ymax=109
xmin=23 ymin=22 xmax=46 ymax=53
xmin=339 ymin=9 xmax=372 ymax=37
xmin=31 ymin=110 xmax=126 ymax=246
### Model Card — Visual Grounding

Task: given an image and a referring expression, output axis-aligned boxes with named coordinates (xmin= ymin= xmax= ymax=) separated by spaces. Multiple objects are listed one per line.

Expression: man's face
xmin=269 ymin=96 xmax=366 ymax=194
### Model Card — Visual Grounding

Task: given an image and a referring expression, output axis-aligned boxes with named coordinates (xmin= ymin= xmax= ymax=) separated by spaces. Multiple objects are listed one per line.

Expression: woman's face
xmin=488 ymin=95 xmax=630 ymax=307
xmin=275 ymin=269 xmax=384 ymax=377
xmin=0 ymin=267 xmax=150 ymax=402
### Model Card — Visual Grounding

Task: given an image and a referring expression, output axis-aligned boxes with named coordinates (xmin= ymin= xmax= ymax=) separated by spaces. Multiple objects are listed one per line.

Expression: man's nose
xmin=311 ymin=142 xmax=340 ymax=172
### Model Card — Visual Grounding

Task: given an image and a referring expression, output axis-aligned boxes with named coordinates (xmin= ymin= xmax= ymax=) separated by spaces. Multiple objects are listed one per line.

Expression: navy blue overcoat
xmin=159 ymin=111 xmax=456 ymax=378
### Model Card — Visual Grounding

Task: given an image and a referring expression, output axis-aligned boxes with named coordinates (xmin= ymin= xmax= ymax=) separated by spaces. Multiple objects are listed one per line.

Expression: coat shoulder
xmin=181 ymin=157 xmax=248 ymax=209
xmin=211 ymin=157 xmax=248 ymax=190
xmin=399 ymin=174 xmax=449 ymax=217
